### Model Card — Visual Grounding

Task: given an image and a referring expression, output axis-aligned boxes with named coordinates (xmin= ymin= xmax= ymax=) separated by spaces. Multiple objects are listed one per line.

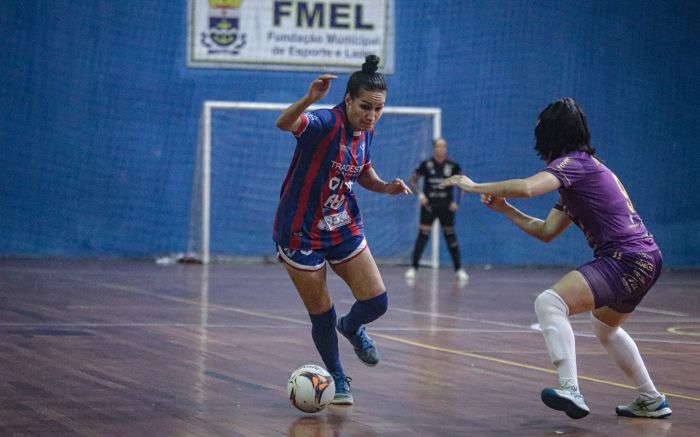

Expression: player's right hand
xmin=307 ymin=74 xmax=337 ymax=102
xmin=440 ymin=174 xmax=475 ymax=192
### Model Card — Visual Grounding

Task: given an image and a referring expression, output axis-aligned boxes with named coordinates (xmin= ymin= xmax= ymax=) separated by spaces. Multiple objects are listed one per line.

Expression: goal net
xmin=186 ymin=101 xmax=444 ymax=266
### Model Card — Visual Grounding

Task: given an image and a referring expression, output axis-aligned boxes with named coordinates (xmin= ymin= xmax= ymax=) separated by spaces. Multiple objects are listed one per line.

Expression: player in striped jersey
xmin=273 ymin=55 xmax=411 ymax=405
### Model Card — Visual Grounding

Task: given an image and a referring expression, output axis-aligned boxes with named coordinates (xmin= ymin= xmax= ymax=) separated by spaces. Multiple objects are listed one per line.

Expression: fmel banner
xmin=188 ymin=0 xmax=395 ymax=72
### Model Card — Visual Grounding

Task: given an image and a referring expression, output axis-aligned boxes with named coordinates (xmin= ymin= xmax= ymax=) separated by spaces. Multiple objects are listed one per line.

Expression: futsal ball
xmin=286 ymin=364 xmax=335 ymax=413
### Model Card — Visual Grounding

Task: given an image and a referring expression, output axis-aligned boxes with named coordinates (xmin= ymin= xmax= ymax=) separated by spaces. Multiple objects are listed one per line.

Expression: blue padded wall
xmin=1 ymin=1 xmax=698 ymax=267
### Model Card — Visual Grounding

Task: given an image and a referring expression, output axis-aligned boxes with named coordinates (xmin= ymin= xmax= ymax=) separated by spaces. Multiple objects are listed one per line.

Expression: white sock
xmin=590 ymin=315 xmax=660 ymax=399
xmin=534 ymin=289 xmax=578 ymax=389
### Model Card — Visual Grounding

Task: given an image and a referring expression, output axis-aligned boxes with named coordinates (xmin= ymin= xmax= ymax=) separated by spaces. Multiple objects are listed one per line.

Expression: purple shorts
xmin=577 ymin=250 xmax=663 ymax=313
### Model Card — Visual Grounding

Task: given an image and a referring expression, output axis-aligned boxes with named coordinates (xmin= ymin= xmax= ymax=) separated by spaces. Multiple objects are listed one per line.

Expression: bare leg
xmin=330 ymin=246 xmax=385 ymax=301
xmin=283 ymin=263 xmax=331 ymax=314
xmin=330 ymin=247 xmax=387 ymax=366
xmin=282 ymin=262 xmax=354 ymax=403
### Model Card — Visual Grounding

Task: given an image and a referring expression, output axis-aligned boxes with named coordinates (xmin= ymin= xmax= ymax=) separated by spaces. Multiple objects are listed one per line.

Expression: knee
xmin=373 ymin=291 xmax=388 ymax=316
xmin=590 ymin=314 xmax=617 ymax=343
xmin=355 ymin=291 xmax=388 ymax=321
xmin=534 ymin=289 xmax=569 ymax=320
xmin=442 ymin=229 xmax=458 ymax=247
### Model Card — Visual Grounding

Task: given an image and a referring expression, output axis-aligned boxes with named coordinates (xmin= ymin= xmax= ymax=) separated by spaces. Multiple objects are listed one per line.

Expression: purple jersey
xmin=273 ymin=102 xmax=373 ymax=250
xmin=545 ymin=151 xmax=658 ymax=257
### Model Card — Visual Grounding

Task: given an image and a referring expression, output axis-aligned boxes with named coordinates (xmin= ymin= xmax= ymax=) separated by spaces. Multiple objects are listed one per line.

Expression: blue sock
xmin=309 ymin=306 xmax=343 ymax=374
xmin=341 ymin=291 xmax=388 ymax=334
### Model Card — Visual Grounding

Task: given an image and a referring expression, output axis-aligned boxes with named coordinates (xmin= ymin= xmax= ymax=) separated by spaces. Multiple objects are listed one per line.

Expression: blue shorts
xmin=276 ymin=235 xmax=367 ymax=271
xmin=577 ymin=250 xmax=663 ymax=313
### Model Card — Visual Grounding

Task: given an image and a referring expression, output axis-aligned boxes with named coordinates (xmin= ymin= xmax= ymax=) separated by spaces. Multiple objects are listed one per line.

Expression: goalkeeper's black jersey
xmin=413 ymin=158 xmax=462 ymax=206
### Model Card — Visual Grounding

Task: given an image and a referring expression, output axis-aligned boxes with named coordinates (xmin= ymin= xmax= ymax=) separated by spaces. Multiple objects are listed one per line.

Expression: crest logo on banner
xmin=200 ymin=0 xmax=246 ymax=54
xmin=188 ymin=0 xmax=395 ymax=72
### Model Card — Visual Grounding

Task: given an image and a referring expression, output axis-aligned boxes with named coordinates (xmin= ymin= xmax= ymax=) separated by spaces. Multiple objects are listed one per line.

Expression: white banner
xmin=188 ymin=0 xmax=394 ymax=72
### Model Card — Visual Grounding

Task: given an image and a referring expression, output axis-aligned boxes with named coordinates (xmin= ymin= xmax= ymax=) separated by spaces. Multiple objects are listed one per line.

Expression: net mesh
xmin=187 ymin=104 xmax=436 ymax=264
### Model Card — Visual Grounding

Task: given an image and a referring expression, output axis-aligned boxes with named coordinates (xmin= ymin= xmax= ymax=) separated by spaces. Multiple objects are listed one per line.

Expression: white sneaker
xmin=541 ymin=383 xmax=590 ymax=419
xmin=405 ymin=267 xmax=416 ymax=279
xmin=616 ymin=394 xmax=672 ymax=418
xmin=455 ymin=269 xmax=469 ymax=282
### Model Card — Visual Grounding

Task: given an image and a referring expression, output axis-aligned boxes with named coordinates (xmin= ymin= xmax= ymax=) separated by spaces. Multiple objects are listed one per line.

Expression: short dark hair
xmin=345 ymin=55 xmax=387 ymax=99
xmin=534 ymin=97 xmax=595 ymax=161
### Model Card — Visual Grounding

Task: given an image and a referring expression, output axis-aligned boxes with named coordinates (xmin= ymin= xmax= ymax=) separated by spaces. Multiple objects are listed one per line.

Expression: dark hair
xmin=534 ymin=97 xmax=595 ymax=162
xmin=345 ymin=55 xmax=387 ymax=99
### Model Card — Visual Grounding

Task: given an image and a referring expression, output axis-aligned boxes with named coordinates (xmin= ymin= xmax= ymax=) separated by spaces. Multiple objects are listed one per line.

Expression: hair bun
xmin=361 ymin=55 xmax=380 ymax=74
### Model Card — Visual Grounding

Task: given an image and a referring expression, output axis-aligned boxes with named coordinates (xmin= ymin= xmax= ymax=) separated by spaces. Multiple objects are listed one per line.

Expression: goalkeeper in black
xmin=406 ymin=138 xmax=468 ymax=282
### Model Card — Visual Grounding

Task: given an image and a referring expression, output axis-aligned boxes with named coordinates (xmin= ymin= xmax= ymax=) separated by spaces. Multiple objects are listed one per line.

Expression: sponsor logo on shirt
xmin=317 ymin=210 xmax=352 ymax=231
xmin=331 ymin=161 xmax=363 ymax=176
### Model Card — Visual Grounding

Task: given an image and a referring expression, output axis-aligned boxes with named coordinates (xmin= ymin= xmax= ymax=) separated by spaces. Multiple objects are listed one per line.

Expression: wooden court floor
xmin=0 ymin=259 xmax=698 ymax=436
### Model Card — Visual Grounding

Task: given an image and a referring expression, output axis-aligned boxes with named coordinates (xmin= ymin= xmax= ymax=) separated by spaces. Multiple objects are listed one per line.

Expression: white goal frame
xmin=190 ymin=100 xmax=444 ymax=267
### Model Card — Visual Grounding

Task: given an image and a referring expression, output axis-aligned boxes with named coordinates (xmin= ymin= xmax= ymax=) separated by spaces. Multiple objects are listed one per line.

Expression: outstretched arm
xmin=441 ymin=171 xmax=560 ymax=198
xmin=481 ymin=195 xmax=572 ymax=242
xmin=275 ymin=74 xmax=337 ymax=132
xmin=358 ymin=167 xmax=412 ymax=195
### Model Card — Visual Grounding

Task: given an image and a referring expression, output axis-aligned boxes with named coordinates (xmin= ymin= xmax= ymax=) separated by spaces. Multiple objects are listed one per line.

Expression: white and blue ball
xmin=286 ymin=364 xmax=335 ymax=413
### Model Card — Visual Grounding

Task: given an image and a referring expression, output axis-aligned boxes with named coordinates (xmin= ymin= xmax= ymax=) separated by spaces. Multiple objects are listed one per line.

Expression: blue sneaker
xmin=337 ymin=316 xmax=380 ymax=366
xmin=541 ymin=383 xmax=590 ymax=419
xmin=330 ymin=371 xmax=353 ymax=405
xmin=616 ymin=394 xmax=672 ymax=418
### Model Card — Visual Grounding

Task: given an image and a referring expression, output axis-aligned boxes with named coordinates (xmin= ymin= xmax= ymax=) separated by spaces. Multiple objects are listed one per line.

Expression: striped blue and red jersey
xmin=273 ymin=102 xmax=373 ymax=250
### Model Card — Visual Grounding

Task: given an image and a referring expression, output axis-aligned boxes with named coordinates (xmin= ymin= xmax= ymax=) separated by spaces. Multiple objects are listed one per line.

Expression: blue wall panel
xmin=1 ymin=1 xmax=698 ymax=266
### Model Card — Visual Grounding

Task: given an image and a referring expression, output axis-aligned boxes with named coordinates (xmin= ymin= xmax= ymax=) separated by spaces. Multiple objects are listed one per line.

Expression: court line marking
xmin=377 ymin=305 xmax=700 ymax=326
xmin=0 ymin=323 xmax=305 ymax=328
xmin=3 ymin=322 xmax=700 ymax=347
xmin=668 ymin=326 xmax=700 ymax=336
xmin=635 ymin=307 xmax=689 ymax=317
xmin=388 ymin=307 xmax=700 ymax=344
xmin=75 ymin=278 xmax=700 ymax=403
xmin=574 ymin=332 xmax=700 ymax=345
xmin=371 ymin=332 xmax=700 ymax=402
xmin=387 ymin=307 xmax=528 ymax=329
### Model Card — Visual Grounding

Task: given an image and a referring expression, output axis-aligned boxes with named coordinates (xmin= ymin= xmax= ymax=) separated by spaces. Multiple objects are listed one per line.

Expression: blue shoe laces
xmin=355 ymin=326 xmax=374 ymax=350
xmin=331 ymin=372 xmax=352 ymax=392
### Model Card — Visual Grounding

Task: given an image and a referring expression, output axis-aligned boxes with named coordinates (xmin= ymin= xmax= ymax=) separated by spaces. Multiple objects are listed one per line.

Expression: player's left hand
xmin=481 ymin=194 xmax=509 ymax=212
xmin=449 ymin=202 xmax=459 ymax=212
xmin=385 ymin=178 xmax=412 ymax=195
xmin=440 ymin=175 xmax=476 ymax=192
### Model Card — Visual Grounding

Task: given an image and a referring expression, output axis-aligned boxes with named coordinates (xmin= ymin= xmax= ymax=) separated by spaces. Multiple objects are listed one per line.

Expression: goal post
xmin=186 ymin=100 xmax=443 ymax=267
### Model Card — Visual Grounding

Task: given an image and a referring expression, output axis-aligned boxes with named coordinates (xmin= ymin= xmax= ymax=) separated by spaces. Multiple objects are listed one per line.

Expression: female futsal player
xmin=441 ymin=98 xmax=671 ymax=420
xmin=273 ymin=55 xmax=411 ymax=405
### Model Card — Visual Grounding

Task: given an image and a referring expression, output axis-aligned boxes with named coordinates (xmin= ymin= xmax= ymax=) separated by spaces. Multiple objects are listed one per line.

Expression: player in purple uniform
xmin=274 ymin=55 xmax=412 ymax=405
xmin=441 ymin=98 xmax=671 ymax=419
